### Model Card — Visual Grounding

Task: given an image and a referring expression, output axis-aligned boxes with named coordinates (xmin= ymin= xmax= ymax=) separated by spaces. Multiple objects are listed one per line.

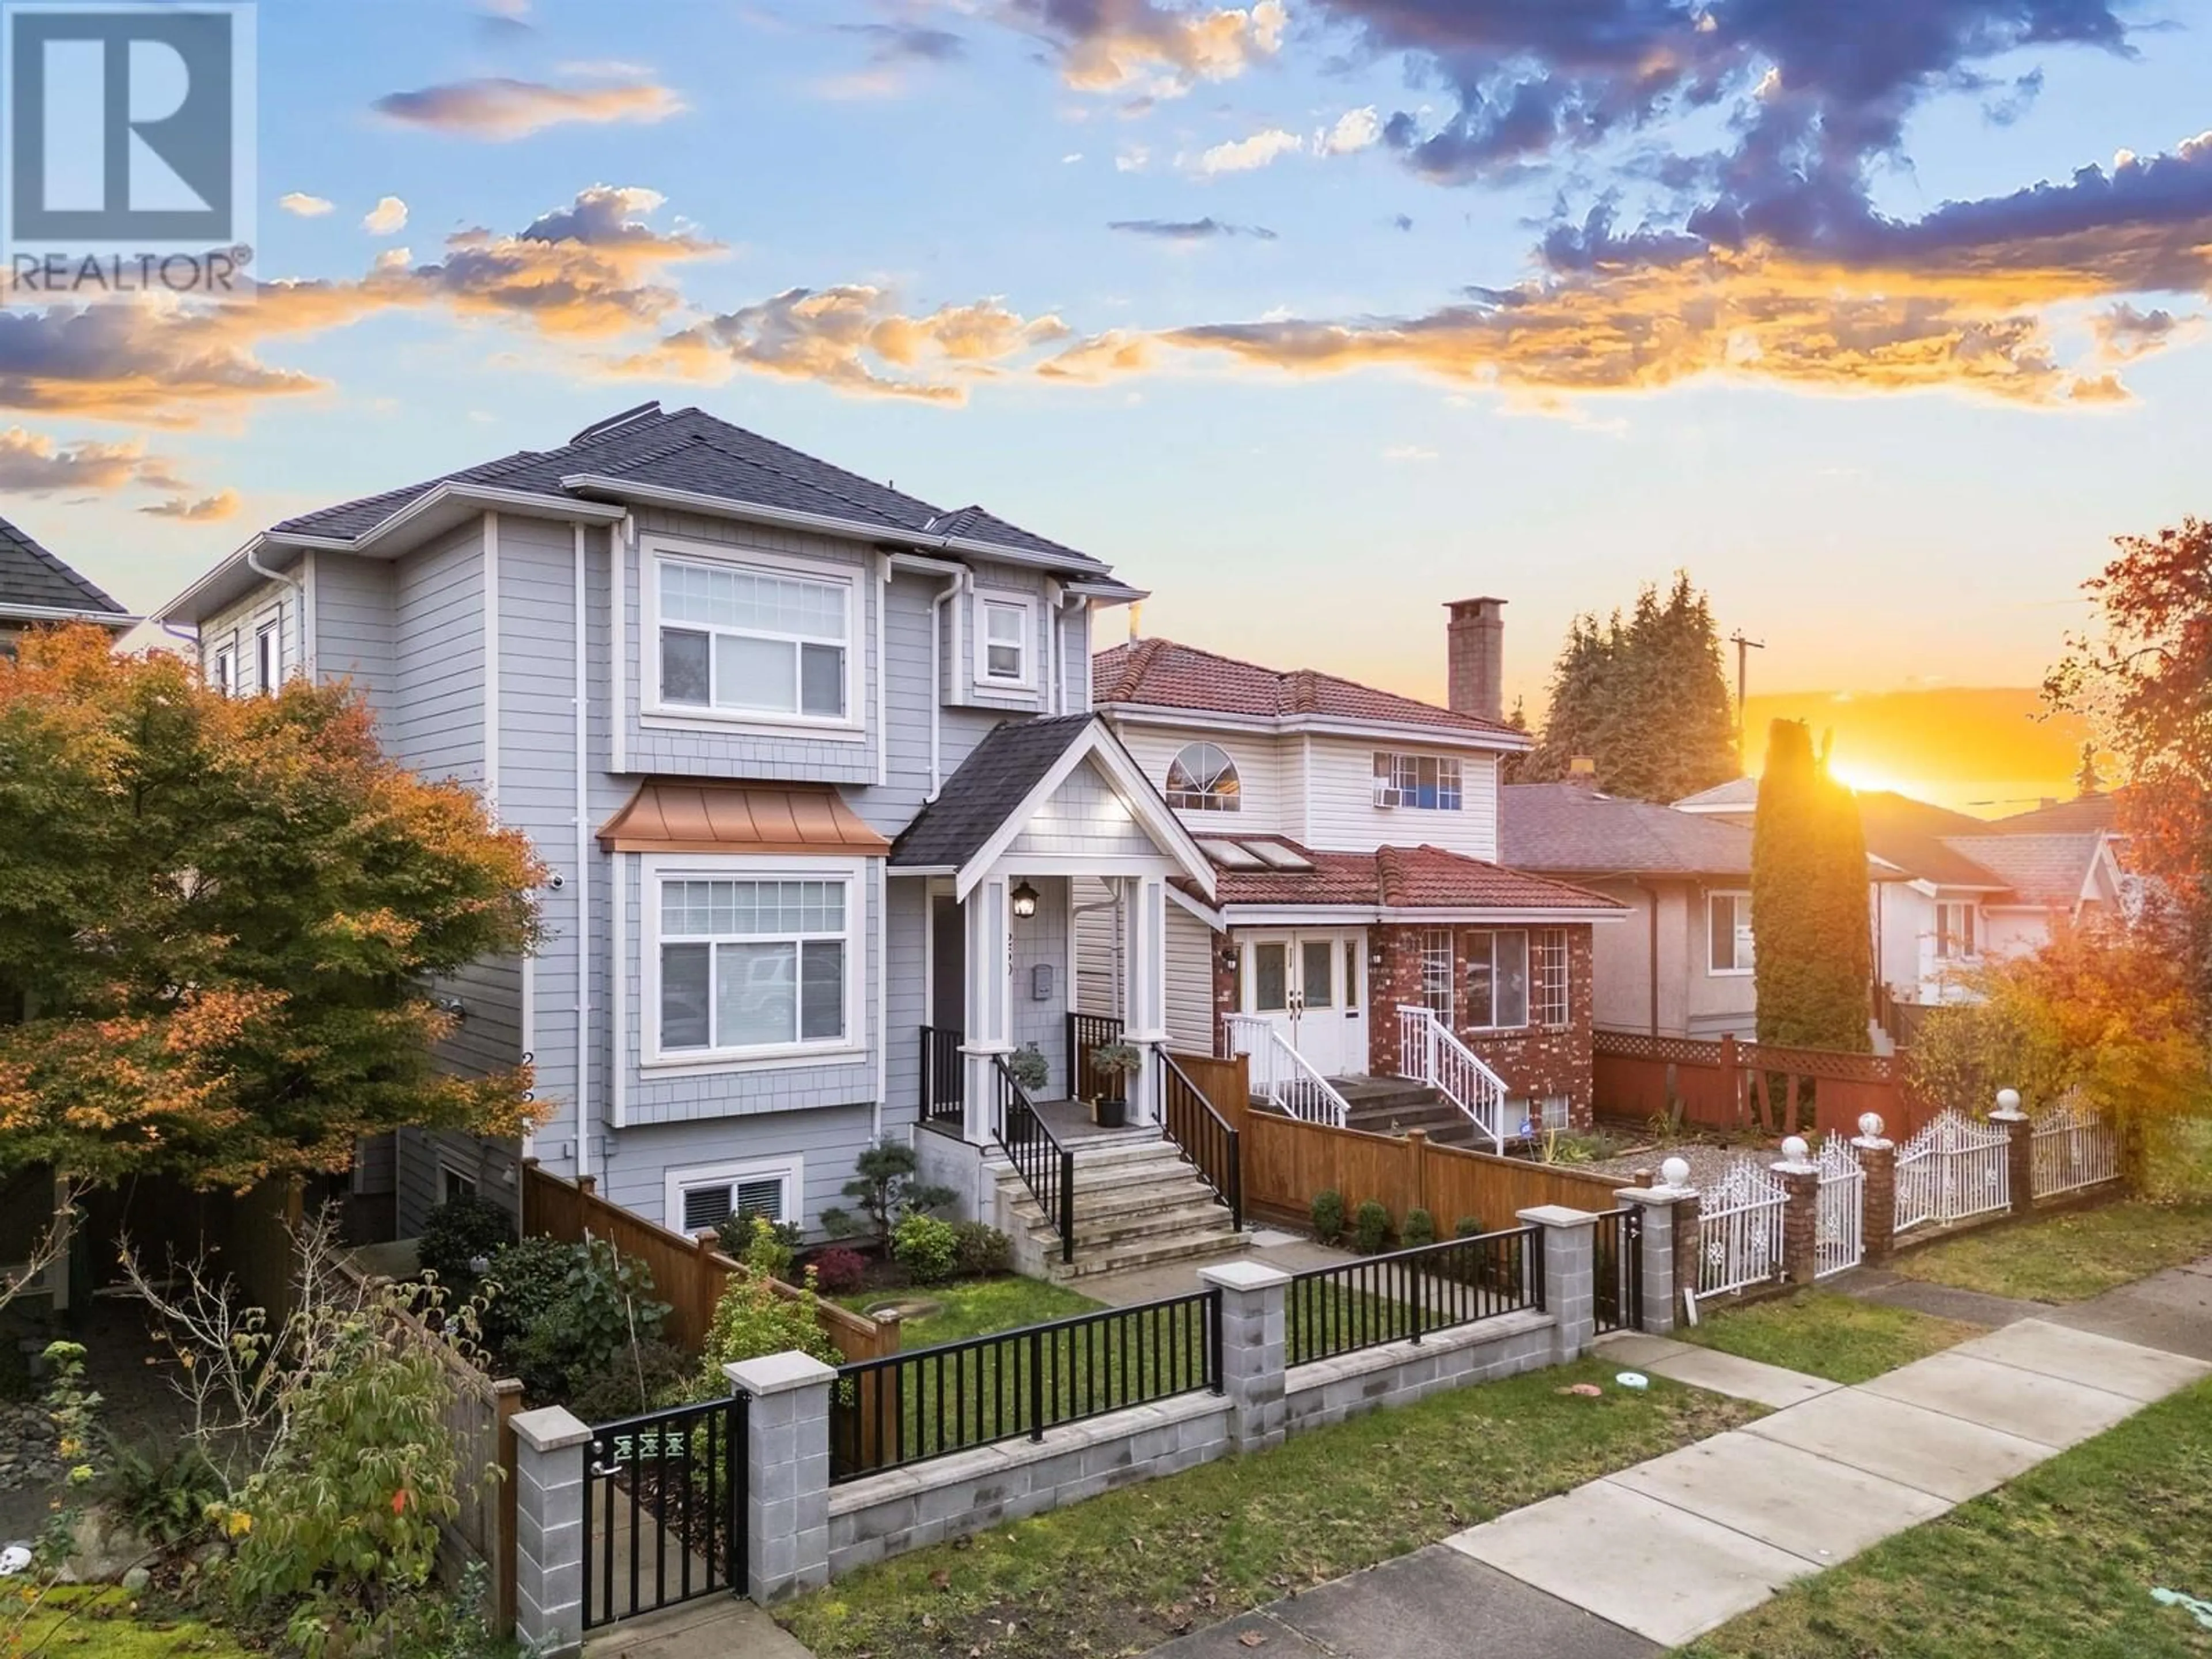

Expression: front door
xmin=1244 ymin=930 xmax=1366 ymax=1078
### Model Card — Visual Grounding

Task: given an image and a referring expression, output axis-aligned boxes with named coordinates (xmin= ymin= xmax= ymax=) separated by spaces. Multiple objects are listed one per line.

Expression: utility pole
xmin=1729 ymin=630 xmax=1765 ymax=769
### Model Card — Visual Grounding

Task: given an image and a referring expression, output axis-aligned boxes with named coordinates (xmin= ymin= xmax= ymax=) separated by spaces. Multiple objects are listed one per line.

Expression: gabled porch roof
xmin=889 ymin=713 xmax=1217 ymax=902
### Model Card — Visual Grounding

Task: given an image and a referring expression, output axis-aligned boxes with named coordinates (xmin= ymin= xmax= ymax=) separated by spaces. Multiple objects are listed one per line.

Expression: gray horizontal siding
xmin=596 ymin=1104 xmax=878 ymax=1237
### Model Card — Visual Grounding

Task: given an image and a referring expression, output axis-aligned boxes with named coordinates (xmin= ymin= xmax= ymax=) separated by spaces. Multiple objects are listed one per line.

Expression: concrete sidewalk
xmin=1150 ymin=1317 xmax=2209 ymax=1657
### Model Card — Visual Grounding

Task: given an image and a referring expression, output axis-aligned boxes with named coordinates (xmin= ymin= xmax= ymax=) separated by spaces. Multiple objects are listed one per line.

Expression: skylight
xmin=1244 ymin=841 xmax=1315 ymax=872
xmin=1201 ymin=840 xmax=1266 ymax=870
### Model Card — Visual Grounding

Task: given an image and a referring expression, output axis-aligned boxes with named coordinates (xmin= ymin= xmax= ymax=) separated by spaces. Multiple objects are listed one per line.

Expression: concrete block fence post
xmin=1992 ymin=1089 xmax=2033 ymax=1214
xmin=1198 ymin=1260 xmax=1290 ymax=1454
xmin=510 ymin=1405 xmax=592 ymax=1657
xmin=1612 ymin=1186 xmax=1689 ymax=1335
xmin=1774 ymin=1139 xmax=1821 ymax=1286
xmin=728 ymin=1351 xmax=838 ymax=1604
xmin=1518 ymin=1206 xmax=1598 ymax=1362
xmin=1671 ymin=1191 xmax=1702 ymax=1314
xmin=1855 ymin=1120 xmax=1897 ymax=1263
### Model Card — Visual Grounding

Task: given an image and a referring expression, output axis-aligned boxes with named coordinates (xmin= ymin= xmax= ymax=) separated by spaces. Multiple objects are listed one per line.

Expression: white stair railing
xmin=1221 ymin=1014 xmax=1349 ymax=1128
xmin=1395 ymin=1005 xmax=1508 ymax=1153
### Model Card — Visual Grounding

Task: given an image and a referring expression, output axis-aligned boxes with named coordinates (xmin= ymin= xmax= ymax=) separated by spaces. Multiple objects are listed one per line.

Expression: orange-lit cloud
xmin=139 ymin=490 xmax=243 ymax=523
xmin=1009 ymin=0 xmax=1286 ymax=94
xmin=373 ymin=75 xmax=684 ymax=141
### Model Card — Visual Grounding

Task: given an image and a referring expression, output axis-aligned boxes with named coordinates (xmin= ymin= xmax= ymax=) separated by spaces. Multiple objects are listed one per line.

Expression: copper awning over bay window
xmin=597 ymin=782 xmax=891 ymax=856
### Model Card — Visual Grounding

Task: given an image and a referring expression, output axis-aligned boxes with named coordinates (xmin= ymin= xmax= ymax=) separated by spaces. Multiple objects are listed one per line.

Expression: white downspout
xmin=927 ymin=568 xmax=962 ymax=798
xmin=873 ymin=866 xmax=888 ymax=1141
xmin=1052 ymin=585 xmax=1085 ymax=714
xmin=874 ymin=552 xmax=890 ymax=789
xmin=244 ymin=543 xmax=304 ymax=683
xmin=1044 ymin=579 xmax=1062 ymax=715
xmin=612 ymin=512 xmax=634 ymax=775
xmin=482 ymin=512 xmax=500 ymax=815
xmin=573 ymin=522 xmax=593 ymax=1183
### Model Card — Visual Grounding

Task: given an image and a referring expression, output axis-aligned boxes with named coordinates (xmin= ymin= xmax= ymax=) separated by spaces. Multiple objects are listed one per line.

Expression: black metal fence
xmin=1593 ymin=1206 xmax=1643 ymax=1335
xmin=1158 ymin=1049 xmax=1241 ymax=1229
xmin=828 ymin=1289 xmax=1223 ymax=1483
xmin=581 ymin=1395 xmax=744 ymax=1630
xmin=1286 ymin=1224 xmax=1544 ymax=1366
xmin=1066 ymin=1010 xmax=1126 ymax=1103
xmin=920 ymin=1024 xmax=964 ymax=1124
xmin=994 ymin=1052 xmax=1076 ymax=1262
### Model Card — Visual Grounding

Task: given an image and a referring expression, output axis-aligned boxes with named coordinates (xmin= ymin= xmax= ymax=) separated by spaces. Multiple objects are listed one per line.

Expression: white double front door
xmin=1241 ymin=929 xmax=1367 ymax=1079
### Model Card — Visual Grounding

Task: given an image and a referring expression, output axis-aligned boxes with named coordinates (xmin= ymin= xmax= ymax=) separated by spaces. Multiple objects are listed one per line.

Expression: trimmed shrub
xmin=718 ymin=1213 xmax=800 ymax=1280
xmin=951 ymin=1221 xmax=1013 ymax=1279
xmin=698 ymin=1268 xmax=842 ymax=1395
xmin=891 ymin=1214 xmax=960 ymax=1285
xmin=1351 ymin=1199 xmax=1391 ymax=1256
xmin=806 ymin=1245 xmax=869 ymax=1295
xmin=415 ymin=1194 xmax=516 ymax=1285
xmin=565 ymin=1339 xmax=696 ymax=1422
xmin=1454 ymin=1215 xmax=1486 ymax=1238
xmin=1400 ymin=1207 xmax=1435 ymax=1248
xmin=491 ymin=1237 xmax=670 ymax=1403
xmin=1309 ymin=1189 xmax=1346 ymax=1245
xmin=476 ymin=1234 xmax=574 ymax=1354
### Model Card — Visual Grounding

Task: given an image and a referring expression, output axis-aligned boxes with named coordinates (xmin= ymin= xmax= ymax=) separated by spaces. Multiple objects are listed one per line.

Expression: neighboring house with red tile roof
xmin=1087 ymin=619 xmax=1624 ymax=1136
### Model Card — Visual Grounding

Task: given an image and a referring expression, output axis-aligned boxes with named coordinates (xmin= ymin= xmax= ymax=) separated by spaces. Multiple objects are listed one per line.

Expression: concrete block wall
xmin=1283 ymin=1308 xmax=1556 ymax=1433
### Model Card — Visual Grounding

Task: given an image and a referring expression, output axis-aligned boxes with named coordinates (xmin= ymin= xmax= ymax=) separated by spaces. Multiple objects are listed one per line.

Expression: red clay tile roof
xmin=1096 ymin=638 xmax=1522 ymax=740
xmin=1192 ymin=836 xmax=1621 ymax=912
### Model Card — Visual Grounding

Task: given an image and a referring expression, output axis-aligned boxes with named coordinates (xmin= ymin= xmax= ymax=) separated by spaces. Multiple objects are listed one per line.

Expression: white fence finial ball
xmin=1995 ymin=1087 xmax=2022 ymax=1115
xmin=1857 ymin=1111 xmax=1885 ymax=1139
xmin=1660 ymin=1156 xmax=1691 ymax=1189
xmin=1780 ymin=1135 xmax=1810 ymax=1165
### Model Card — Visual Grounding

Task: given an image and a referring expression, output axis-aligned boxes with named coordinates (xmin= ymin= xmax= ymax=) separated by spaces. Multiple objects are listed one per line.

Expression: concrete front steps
xmin=1250 ymin=1075 xmax=1488 ymax=1149
xmin=994 ymin=1134 xmax=1245 ymax=1282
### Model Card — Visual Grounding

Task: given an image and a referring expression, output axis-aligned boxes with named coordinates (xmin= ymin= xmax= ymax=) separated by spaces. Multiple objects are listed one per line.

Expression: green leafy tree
xmin=0 ymin=626 xmax=542 ymax=1192
xmin=1521 ymin=573 xmax=1737 ymax=801
xmin=1751 ymin=719 xmax=1873 ymax=1065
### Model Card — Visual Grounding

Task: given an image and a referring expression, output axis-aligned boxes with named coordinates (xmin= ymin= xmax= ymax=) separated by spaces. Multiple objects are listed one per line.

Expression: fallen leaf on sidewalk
xmin=1237 ymin=1633 xmax=1267 ymax=1647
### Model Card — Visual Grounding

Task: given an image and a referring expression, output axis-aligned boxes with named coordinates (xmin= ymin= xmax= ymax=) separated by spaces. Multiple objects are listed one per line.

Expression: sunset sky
xmin=7 ymin=0 xmax=2210 ymax=807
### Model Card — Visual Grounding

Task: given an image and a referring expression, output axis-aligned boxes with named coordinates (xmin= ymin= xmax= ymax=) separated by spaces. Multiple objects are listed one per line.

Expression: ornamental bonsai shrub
xmin=1309 ymin=1189 xmax=1346 ymax=1245
xmin=1352 ymin=1199 xmax=1392 ymax=1255
xmin=1006 ymin=1043 xmax=1051 ymax=1093
xmin=1089 ymin=1041 xmax=1145 ymax=1127
xmin=821 ymin=1139 xmax=956 ymax=1244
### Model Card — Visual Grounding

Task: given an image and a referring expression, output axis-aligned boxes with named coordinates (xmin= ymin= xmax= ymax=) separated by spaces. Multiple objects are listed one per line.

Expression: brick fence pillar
xmin=1993 ymin=1093 xmax=2033 ymax=1213
xmin=1856 ymin=1129 xmax=1897 ymax=1263
xmin=1612 ymin=1185 xmax=1690 ymax=1335
xmin=1774 ymin=1147 xmax=1821 ymax=1286
xmin=1198 ymin=1260 xmax=1289 ymax=1453
xmin=728 ymin=1352 xmax=837 ymax=1604
xmin=510 ymin=1406 xmax=591 ymax=1657
xmin=1517 ymin=1206 xmax=1598 ymax=1361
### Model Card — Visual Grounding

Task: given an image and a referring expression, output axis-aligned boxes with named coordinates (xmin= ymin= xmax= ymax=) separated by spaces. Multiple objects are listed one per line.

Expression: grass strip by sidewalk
xmin=1680 ymin=1290 xmax=1984 ymax=1384
xmin=781 ymin=1358 xmax=1757 ymax=1659
xmin=2 ymin=1588 xmax=256 ymax=1659
xmin=1680 ymin=1376 xmax=2212 ymax=1658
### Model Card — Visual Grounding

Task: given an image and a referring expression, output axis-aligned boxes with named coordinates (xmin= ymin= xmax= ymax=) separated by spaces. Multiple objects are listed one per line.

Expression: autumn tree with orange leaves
xmin=0 ymin=626 xmax=542 ymax=1192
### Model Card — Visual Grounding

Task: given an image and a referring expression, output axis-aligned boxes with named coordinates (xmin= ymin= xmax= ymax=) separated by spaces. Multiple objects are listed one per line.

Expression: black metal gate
xmin=1593 ymin=1206 xmax=1643 ymax=1335
xmin=581 ymin=1394 xmax=747 ymax=1628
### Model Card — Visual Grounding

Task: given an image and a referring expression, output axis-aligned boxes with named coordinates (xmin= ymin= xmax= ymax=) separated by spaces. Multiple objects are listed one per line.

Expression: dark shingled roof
xmin=0 ymin=516 xmax=127 ymax=618
xmin=1938 ymin=834 xmax=2103 ymax=907
xmin=1988 ymin=794 xmax=2120 ymax=835
xmin=271 ymin=404 xmax=1111 ymax=574
xmin=890 ymin=714 xmax=1100 ymax=869
xmin=1856 ymin=791 xmax=2010 ymax=888
xmin=1500 ymin=782 xmax=1756 ymax=877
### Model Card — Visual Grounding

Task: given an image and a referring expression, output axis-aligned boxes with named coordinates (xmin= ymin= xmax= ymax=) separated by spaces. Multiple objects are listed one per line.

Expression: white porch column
xmin=1122 ymin=874 xmax=1170 ymax=1125
xmin=961 ymin=876 xmax=1012 ymax=1145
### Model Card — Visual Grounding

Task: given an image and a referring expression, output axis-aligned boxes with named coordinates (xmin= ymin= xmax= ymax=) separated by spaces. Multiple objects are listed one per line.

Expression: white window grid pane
xmin=662 ymin=879 xmax=846 ymax=938
xmin=1533 ymin=929 xmax=1570 ymax=1027
xmin=986 ymin=603 xmax=1024 ymax=644
xmin=1421 ymin=929 xmax=1454 ymax=1021
xmin=659 ymin=560 xmax=848 ymax=643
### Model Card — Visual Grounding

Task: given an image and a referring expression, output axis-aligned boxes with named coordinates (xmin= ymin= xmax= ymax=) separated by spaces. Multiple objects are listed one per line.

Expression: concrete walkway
xmin=1150 ymin=1317 xmax=2209 ymax=1657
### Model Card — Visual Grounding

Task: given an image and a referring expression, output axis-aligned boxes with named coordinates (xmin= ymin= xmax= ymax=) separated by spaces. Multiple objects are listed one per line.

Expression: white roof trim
xmin=1219 ymin=904 xmax=1625 ymax=926
xmin=1107 ymin=703 xmax=1529 ymax=753
xmin=955 ymin=722 xmax=1217 ymax=904
xmin=0 ymin=600 xmax=136 ymax=626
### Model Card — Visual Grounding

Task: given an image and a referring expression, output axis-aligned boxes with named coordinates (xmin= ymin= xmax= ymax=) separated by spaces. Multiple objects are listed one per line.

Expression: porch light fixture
xmin=1010 ymin=881 xmax=1040 ymax=920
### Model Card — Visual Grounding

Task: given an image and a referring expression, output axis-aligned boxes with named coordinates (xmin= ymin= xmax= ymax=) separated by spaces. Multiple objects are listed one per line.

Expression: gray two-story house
xmin=151 ymin=403 xmax=1229 ymax=1275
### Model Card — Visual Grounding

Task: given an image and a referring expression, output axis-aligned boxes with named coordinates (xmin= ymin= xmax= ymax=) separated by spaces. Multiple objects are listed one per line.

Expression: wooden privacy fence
xmin=1169 ymin=1050 xmax=1250 ymax=1128
xmin=1243 ymin=1112 xmax=1622 ymax=1233
xmin=520 ymin=1162 xmax=896 ymax=1363
xmin=1593 ymin=1030 xmax=1934 ymax=1141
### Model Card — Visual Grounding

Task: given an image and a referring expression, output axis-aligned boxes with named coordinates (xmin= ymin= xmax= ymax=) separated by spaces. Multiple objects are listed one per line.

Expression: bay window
xmin=654 ymin=552 xmax=851 ymax=724
xmin=654 ymin=872 xmax=855 ymax=1060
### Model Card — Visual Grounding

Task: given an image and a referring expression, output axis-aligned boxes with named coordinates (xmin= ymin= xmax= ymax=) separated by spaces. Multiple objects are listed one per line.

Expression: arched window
xmin=1165 ymin=742 xmax=1240 ymax=811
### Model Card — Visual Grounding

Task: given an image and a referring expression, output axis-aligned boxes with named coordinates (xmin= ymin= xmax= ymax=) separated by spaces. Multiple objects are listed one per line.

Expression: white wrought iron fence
xmin=1697 ymin=1159 xmax=1787 ymax=1297
xmin=1895 ymin=1109 xmax=2010 ymax=1234
xmin=2032 ymin=1094 xmax=2120 ymax=1197
xmin=1814 ymin=1133 xmax=1864 ymax=1279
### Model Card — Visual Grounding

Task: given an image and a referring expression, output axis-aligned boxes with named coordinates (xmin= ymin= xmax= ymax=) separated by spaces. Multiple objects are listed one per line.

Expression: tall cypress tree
xmin=1751 ymin=719 xmax=1873 ymax=1058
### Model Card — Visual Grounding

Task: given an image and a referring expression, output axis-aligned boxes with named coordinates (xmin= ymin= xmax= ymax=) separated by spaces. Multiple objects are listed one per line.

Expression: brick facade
xmin=1367 ymin=923 xmax=1596 ymax=1129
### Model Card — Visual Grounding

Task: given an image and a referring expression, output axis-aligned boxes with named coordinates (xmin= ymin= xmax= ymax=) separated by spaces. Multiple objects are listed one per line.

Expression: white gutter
xmin=244 ymin=543 xmax=305 ymax=686
xmin=572 ymin=521 xmax=593 ymax=1183
xmin=482 ymin=513 xmax=499 ymax=813
xmin=0 ymin=601 xmax=140 ymax=627
xmin=874 ymin=552 xmax=890 ymax=788
xmin=1107 ymin=703 xmax=1533 ymax=752
xmin=612 ymin=513 xmax=634 ymax=775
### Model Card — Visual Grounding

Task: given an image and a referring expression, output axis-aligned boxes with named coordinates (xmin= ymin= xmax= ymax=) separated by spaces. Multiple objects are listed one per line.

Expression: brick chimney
xmin=1445 ymin=597 xmax=1506 ymax=723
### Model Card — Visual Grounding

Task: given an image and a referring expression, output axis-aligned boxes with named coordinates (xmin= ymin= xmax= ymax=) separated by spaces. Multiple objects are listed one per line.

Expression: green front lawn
xmin=785 ymin=1359 xmax=1757 ymax=1659
xmin=838 ymin=1277 xmax=1104 ymax=1349
xmin=1680 ymin=1377 xmax=2212 ymax=1658
xmin=1681 ymin=1291 xmax=1984 ymax=1384
xmin=1893 ymin=1118 xmax=2212 ymax=1305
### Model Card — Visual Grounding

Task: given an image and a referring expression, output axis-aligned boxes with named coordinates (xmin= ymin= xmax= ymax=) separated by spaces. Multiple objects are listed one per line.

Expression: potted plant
xmin=1089 ymin=1041 xmax=1145 ymax=1128
xmin=1001 ymin=1043 xmax=1050 ymax=1143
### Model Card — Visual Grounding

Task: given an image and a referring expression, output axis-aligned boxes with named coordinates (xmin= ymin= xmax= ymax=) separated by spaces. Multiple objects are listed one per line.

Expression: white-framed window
xmin=649 ymin=546 xmax=856 ymax=728
xmin=211 ymin=646 xmax=236 ymax=698
xmin=1165 ymin=741 xmax=1240 ymax=811
xmin=1708 ymin=891 xmax=1754 ymax=975
xmin=1421 ymin=928 xmax=1454 ymax=1022
xmin=1373 ymin=752 xmax=1462 ymax=810
xmin=253 ymin=622 xmax=278 ymax=695
xmin=1531 ymin=929 xmax=1570 ymax=1027
xmin=665 ymin=1158 xmax=801 ymax=1236
xmin=974 ymin=593 xmax=1035 ymax=688
xmin=1466 ymin=929 xmax=1532 ymax=1030
xmin=647 ymin=859 xmax=863 ymax=1065
xmin=1934 ymin=902 xmax=1978 ymax=961
xmin=438 ymin=1165 xmax=478 ymax=1205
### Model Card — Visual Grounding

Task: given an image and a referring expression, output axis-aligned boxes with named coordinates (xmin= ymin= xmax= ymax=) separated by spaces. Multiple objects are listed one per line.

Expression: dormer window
xmin=1165 ymin=742 xmax=1240 ymax=811
xmin=652 ymin=549 xmax=854 ymax=726
xmin=975 ymin=596 xmax=1033 ymax=688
